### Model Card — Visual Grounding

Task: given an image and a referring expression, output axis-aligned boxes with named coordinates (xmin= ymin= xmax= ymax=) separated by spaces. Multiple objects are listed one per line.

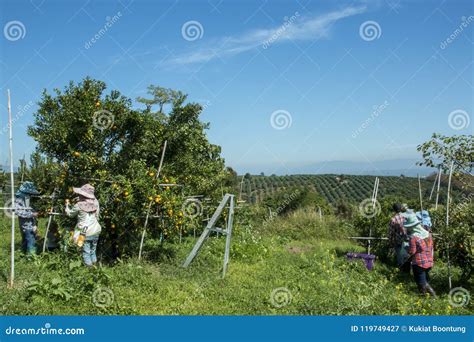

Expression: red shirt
xmin=388 ymin=214 xmax=406 ymax=247
xmin=409 ymin=235 xmax=433 ymax=269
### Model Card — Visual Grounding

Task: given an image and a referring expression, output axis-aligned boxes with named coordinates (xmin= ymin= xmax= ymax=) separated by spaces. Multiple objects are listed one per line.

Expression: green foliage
xmin=262 ymin=188 xmax=332 ymax=216
xmin=1 ymin=214 xmax=471 ymax=315
xmin=237 ymin=174 xmax=458 ymax=206
xmin=417 ymin=133 xmax=473 ymax=173
xmin=430 ymin=202 xmax=474 ymax=280
xmin=26 ymin=77 xmax=228 ymax=257
xmin=0 ymin=169 xmax=6 ymax=190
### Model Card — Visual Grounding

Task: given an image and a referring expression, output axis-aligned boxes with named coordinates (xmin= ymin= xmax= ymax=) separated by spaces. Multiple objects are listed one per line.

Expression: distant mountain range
xmin=236 ymin=159 xmax=435 ymax=177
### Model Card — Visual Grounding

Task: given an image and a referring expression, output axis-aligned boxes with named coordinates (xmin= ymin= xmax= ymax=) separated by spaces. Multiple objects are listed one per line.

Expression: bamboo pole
xmin=368 ymin=177 xmax=379 ymax=255
xmin=20 ymin=154 xmax=25 ymax=183
xmin=138 ymin=140 xmax=167 ymax=260
xmin=42 ymin=188 xmax=59 ymax=253
xmin=429 ymin=171 xmax=438 ymax=200
xmin=435 ymin=165 xmax=441 ymax=210
xmin=7 ymin=89 xmax=15 ymax=288
xmin=418 ymin=174 xmax=423 ymax=213
xmin=445 ymin=161 xmax=454 ymax=289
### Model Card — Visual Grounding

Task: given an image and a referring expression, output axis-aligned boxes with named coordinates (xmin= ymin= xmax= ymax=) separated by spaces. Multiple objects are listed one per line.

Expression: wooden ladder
xmin=183 ymin=193 xmax=235 ymax=278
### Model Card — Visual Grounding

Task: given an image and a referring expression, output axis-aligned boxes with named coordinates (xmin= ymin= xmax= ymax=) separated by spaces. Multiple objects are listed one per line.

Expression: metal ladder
xmin=183 ymin=194 xmax=235 ymax=278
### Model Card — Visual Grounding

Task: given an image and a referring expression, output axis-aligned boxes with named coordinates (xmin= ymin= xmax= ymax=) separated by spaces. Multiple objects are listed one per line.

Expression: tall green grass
xmin=0 ymin=211 xmax=471 ymax=315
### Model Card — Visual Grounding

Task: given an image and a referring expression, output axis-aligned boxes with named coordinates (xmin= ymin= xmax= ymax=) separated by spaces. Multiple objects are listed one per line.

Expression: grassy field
xmin=0 ymin=209 xmax=471 ymax=316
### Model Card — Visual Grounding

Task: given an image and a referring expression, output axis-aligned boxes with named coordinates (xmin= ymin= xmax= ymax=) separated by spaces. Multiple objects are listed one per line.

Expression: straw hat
xmin=73 ymin=184 xmax=95 ymax=199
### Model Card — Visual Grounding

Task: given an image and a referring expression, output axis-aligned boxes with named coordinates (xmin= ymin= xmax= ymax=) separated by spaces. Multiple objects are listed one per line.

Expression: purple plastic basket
xmin=346 ymin=252 xmax=376 ymax=271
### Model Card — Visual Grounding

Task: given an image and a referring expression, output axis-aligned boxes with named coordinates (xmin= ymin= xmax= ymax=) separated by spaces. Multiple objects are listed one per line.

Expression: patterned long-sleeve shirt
xmin=388 ymin=213 xmax=407 ymax=247
xmin=409 ymin=235 xmax=433 ymax=269
xmin=65 ymin=201 xmax=101 ymax=237
xmin=14 ymin=196 xmax=37 ymax=231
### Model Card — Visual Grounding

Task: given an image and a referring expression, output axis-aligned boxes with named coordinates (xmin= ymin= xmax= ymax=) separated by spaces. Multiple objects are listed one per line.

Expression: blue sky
xmin=0 ymin=0 xmax=472 ymax=174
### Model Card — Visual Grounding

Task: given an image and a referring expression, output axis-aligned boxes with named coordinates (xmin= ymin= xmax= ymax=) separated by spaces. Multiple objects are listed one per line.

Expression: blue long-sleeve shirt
xmin=14 ymin=196 xmax=37 ymax=231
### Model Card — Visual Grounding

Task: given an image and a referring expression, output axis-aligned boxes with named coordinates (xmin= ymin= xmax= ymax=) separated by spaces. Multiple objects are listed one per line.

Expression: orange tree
xmin=28 ymin=77 xmax=227 ymax=259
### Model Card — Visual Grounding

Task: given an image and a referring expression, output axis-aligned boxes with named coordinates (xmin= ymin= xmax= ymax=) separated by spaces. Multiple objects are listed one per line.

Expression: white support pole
xmin=374 ymin=177 xmax=379 ymax=204
xmin=139 ymin=140 xmax=167 ymax=260
xmin=435 ymin=165 xmax=442 ymax=210
xmin=418 ymin=174 xmax=423 ymax=213
xmin=42 ymin=188 xmax=60 ymax=253
xmin=368 ymin=177 xmax=379 ymax=255
xmin=429 ymin=171 xmax=438 ymax=200
xmin=446 ymin=160 xmax=454 ymax=290
xmin=371 ymin=177 xmax=377 ymax=202
xmin=7 ymin=89 xmax=15 ymax=288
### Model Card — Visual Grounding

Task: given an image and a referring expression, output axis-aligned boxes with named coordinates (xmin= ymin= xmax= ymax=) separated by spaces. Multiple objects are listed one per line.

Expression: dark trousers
xmin=20 ymin=229 xmax=37 ymax=255
xmin=412 ymin=265 xmax=431 ymax=286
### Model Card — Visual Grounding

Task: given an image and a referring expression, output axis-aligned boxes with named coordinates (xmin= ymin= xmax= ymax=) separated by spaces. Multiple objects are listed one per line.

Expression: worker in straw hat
xmin=14 ymin=181 xmax=40 ymax=255
xmin=402 ymin=212 xmax=436 ymax=297
xmin=65 ymin=184 xmax=101 ymax=266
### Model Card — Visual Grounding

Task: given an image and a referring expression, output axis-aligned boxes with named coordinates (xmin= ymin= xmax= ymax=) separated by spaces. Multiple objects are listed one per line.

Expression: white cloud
xmin=164 ymin=6 xmax=367 ymax=67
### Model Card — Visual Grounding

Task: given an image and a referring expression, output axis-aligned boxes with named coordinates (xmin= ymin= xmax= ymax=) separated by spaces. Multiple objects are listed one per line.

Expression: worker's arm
xmin=14 ymin=198 xmax=38 ymax=219
xmin=408 ymin=236 xmax=417 ymax=256
xmin=65 ymin=200 xmax=79 ymax=218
